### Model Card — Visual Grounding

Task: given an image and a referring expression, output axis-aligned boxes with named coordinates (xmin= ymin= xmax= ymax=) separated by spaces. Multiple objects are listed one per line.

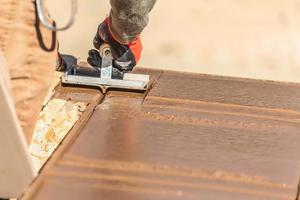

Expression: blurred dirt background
xmin=47 ymin=0 xmax=300 ymax=82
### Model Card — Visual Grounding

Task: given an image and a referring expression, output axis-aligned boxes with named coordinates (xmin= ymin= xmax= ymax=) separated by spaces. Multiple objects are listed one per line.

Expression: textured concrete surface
xmin=23 ymin=69 xmax=300 ymax=200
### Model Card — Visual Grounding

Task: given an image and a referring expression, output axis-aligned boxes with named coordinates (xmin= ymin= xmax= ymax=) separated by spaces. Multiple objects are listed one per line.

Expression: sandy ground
xmin=47 ymin=0 xmax=300 ymax=82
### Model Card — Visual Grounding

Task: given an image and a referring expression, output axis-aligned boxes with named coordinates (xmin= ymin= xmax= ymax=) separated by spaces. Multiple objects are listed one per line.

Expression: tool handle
xmin=99 ymin=44 xmax=113 ymax=59
xmin=99 ymin=44 xmax=113 ymax=79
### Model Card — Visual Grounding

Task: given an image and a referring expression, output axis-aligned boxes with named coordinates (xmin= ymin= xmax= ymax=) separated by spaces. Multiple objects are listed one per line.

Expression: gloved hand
xmin=87 ymin=17 xmax=142 ymax=73
xmin=56 ymin=52 xmax=67 ymax=71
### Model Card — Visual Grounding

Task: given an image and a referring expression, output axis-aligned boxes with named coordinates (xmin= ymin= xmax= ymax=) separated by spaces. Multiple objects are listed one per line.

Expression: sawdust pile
xmin=29 ymin=99 xmax=87 ymax=171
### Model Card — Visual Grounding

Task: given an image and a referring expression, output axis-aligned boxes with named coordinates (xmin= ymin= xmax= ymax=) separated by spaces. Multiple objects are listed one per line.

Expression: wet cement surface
xmin=23 ymin=69 xmax=300 ymax=200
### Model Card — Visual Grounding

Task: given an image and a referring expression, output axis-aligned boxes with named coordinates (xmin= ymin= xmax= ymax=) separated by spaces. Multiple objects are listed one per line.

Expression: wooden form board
xmin=0 ymin=57 xmax=36 ymax=198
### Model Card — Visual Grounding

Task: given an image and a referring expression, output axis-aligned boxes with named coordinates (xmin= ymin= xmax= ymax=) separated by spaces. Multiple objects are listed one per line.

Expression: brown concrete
xmin=48 ymin=82 xmax=105 ymax=151
xmin=23 ymin=69 xmax=300 ymax=200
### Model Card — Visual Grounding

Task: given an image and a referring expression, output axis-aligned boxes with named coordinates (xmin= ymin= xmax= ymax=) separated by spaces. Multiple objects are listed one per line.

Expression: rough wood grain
xmin=0 ymin=54 xmax=36 ymax=199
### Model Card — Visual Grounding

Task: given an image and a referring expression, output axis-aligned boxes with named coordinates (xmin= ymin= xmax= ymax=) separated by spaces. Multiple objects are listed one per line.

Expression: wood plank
xmin=0 ymin=54 xmax=36 ymax=198
xmin=23 ymin=69 xmax=300 ymax=200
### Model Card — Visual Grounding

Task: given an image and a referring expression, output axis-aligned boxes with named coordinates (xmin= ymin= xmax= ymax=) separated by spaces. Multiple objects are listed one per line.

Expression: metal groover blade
xmin=61 ymin=44 xmax=150 ymax=93
xmin=100 ymin=45 xmax=113 ymax=79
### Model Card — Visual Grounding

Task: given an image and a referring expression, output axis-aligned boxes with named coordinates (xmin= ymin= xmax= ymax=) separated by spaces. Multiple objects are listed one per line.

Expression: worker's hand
xmin=87 ymin=49 xmax=102 ymax=68
xmin=88 ymin=17 xmax=142 ymax=73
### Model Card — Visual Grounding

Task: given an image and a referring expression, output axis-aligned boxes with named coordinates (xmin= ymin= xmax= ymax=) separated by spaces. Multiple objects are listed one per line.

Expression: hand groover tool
xmin=61 ymin=44 xmax=150 ymax=94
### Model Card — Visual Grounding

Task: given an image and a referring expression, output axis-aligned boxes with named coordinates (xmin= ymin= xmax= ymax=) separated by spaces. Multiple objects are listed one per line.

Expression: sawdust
xmin=29 ymin=98 xmax=87 ymax=171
